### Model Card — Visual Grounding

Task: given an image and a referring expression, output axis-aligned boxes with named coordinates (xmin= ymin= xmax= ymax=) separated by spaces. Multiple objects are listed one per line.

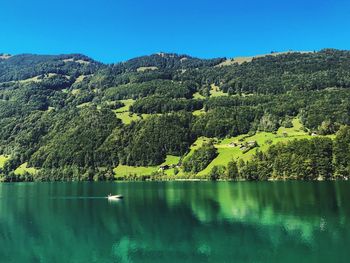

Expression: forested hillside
xmin=1 ymin=49 xmax=350 ymax=181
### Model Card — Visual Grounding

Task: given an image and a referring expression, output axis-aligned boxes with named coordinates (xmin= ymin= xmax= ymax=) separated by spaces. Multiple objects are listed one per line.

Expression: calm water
xmin=0 ymin=181 xmax=349 ymax=263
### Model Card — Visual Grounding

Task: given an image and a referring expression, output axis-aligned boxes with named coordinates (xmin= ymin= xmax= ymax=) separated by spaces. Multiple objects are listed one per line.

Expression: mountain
xmin=0 ymin=53 xmax=102 ymax=82
xmin=0 ymin=49 xmax=350 ymax=181
xmin=119 ymin=52 xmax=225 ymax=70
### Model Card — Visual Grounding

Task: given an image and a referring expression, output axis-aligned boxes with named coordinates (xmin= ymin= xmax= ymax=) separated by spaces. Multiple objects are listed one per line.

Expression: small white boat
xmin=107 ymin=194 xmax=123 ymax=200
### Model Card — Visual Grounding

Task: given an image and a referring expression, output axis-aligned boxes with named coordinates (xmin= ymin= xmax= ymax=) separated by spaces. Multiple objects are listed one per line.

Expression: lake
xmin=0 ymin=181 xmax=349 ymax=263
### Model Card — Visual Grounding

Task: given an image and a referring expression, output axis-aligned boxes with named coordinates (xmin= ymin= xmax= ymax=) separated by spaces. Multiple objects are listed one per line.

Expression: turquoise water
xmin=0 ymin=181 xmax=349 ymax=263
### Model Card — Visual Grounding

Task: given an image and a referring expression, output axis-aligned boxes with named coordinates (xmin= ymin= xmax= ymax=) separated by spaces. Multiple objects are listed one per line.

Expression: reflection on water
xmin=0 ymin=182 xmax=349 ymax=263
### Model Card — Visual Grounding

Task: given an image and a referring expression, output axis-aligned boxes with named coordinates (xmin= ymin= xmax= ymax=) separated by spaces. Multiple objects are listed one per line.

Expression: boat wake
xmin=49 ymin=196 xmax=107 ymax=200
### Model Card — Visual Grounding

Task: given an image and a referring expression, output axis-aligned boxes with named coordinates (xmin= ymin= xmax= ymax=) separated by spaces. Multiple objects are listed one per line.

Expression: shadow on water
xmin=0 ymin=181 xmax=350 ymax=263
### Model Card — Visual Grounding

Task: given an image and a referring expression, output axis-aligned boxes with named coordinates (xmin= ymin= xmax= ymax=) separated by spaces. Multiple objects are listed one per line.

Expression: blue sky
xmin=0 ymin=0 xmax=349 ymax=63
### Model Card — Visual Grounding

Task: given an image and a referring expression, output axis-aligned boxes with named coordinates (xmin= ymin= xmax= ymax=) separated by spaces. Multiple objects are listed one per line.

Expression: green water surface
xmin=0 ymin=181 xmax=349 ymax=263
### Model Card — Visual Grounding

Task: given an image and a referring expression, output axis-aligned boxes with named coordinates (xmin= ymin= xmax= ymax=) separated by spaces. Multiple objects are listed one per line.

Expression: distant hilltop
xmin=0 ymin=53 xmax=12 ymax=59
xmin=0 ymin=49 xmax=316 ymax=66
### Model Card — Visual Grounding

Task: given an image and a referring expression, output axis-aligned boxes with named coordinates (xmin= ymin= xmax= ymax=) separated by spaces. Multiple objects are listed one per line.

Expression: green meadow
xmin=114 ymin=155 xmax=181 ymax=178
xmin=0 ymin=155 xmax=9 ymax=169
xmin=209 ymin=84 xmax=228 ymax=97
xmin=115 ymin=118 xmax=335 ymax=178
xmin=113 ymin=99 xmax=139 ymax=124
xmin=14 ymin=162 xmax=38 ymax=175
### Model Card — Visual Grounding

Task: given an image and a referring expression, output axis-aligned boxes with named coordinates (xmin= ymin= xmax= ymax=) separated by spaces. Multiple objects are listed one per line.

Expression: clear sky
xmin=1 ymin=0 xmax=350 ymax=63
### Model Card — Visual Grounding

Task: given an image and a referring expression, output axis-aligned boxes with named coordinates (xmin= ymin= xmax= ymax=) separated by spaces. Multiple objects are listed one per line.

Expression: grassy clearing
xmin=192 ymin=108 xmax=205 ymax=116
xmin=75 ymin=59 xmax=90 ymax=65
xmin=215 ymin=59 xmax=237 ymax=67
xmin=216 ymin=51 xmax=312 ymax=67
xmin=276 ymin=118 xmax=304 ymax=136
xmin=196 ymin=147 xmax=241 ymax=176
xmin=192 ymin=85 xmax=227 ymax=115
xmin=0 ymin=155 xmax=9 ymax=169
xmin=113 ymin=99 xmax=141 ymax=124
xmin=114 ymin=164 xmax=158 ymax=178
xmin=114 ymin=155 xmax=180 ymax=177
xmin=162 ymin=155 xmax=180 ymax=166
xmin=115 ymin=112 xmax=141 ymax=124
xmin=210 ymin=84 xmax=228 ymax=97
xmin=215 ymin=56 xmax=256 ymax=67
xmin=14 ymin=163 xmax=38 ymax=175
xmin=192 ymin=84 xmax=228 ymax=100
xmin=113 ymin=99 xmax=154 ymax=124
xmin=114 ymin=99 xmax=135 ymax=113
xmin=193 ymin=92 xmax=205 ymax=99
xmin=73 ymin=75 xmax=89 ymax=84
xmin=0 ymin=73 xmax=68 ymax=85
xmin=18 ymin=73 xmax=61 ymax=84
xmin=141 ymin=113 xmax=153 ymax=119
xmin=137 ymin=66 xmax=158 ymax=72
xmin=19 ymin=76 xmax=42 ymax=83
xmin=63 ymin=58 xmax=90 ymax=65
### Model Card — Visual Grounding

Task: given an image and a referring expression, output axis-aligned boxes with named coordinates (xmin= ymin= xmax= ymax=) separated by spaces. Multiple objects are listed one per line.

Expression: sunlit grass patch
xmin=162 ymin=155 xmax=180 ymax=166
xmin=14 ymin=163 xmax=38 ymax=175
xmin=115 ymin=112 xmax=140 ymax=124
xmin=114 ymin=99 xmax=135 ymax=113
xmin=192 ymin=108 xmax=205 ymax=116
xmin=0 ymin=155 xmax=9 ymax=169
xmin=114 ymin=164 xmax=158 ymax=178
xmin=193 ymin=92 xmax=205 ymax=99
xmin=210 ymin=84 xmax=228 ymax=97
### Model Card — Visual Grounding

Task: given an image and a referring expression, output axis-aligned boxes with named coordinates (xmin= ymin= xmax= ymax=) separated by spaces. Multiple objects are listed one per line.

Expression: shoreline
xmin=1 ymin=178 xmax=349 ymax=183
xmin=1 ymin=173 xmax=349 ymax=183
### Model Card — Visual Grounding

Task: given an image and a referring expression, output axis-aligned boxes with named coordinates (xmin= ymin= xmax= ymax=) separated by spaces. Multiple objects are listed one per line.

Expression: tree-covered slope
xmin=0 ymin=53 xmax=101 ymax=82
xmin=1 ymin=49 xmax=350 ymax=181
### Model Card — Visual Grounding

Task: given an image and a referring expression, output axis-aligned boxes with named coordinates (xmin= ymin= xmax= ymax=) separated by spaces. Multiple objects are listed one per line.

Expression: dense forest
xmin=1 ymin=49 xmax=350 ymax=181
